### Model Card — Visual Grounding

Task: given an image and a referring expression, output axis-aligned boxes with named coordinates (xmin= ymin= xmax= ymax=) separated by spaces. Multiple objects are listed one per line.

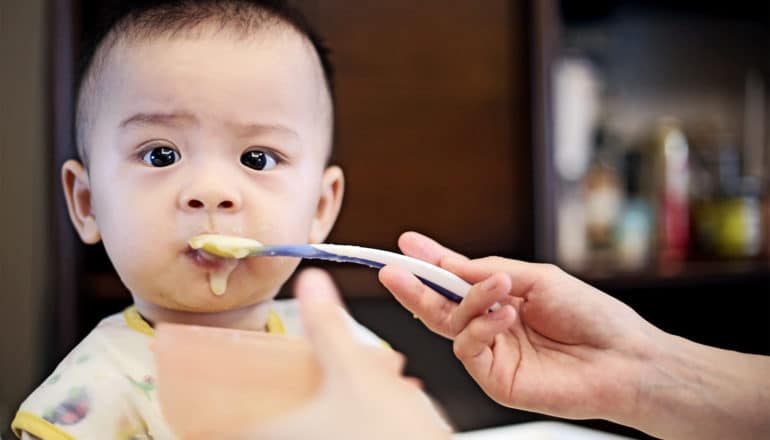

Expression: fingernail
xmin=480 ymin=276 xmax=498 ymax=292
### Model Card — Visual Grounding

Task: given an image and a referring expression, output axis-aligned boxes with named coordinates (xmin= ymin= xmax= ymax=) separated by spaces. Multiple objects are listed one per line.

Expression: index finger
xmin=379 ymin=265 xmax=458 ymax=339
xmin=398 ymin=232 xmax=538 ymax=296
xmin=398 ymin=232 xmax=518 ymax=286
xmin=398 ymin=231 xmax=469 ymax=266
xmin=441 ymin=257 xmax=544 ymax=300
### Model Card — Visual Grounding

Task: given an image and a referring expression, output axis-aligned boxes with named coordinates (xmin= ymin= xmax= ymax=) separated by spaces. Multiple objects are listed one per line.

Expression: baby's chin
xmin=137 ymin=258 xmax=298 ymax=312
xmin=135 ymin=283 xmax=280 ymax=313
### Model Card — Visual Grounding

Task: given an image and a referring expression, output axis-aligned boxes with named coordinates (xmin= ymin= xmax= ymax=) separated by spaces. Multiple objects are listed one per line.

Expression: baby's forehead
xmin=81 ymin=26 xmax=333 ymax=160
xmin=107 ymin=24 xmax=322 ymax=81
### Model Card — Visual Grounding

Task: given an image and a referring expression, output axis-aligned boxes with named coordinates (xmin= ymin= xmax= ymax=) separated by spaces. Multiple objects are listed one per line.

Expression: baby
xmin=12 ymin=1 xmax=388 ymax=438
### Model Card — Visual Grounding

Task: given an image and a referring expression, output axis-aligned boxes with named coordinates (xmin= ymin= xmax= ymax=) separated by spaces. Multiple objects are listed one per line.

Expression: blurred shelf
xmin=535 ymin=0 xmax=770 ymax=289
xmin=575 ymin=259 xmax=770 ymax=291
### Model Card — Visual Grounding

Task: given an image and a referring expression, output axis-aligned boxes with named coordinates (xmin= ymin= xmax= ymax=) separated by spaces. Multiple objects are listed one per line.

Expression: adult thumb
xmin=294 ymin=268 xmax=360 ymax=373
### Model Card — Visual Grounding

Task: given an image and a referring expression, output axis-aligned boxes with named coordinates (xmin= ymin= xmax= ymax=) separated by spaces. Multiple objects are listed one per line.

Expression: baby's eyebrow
xmin=118 ymin=113 xmax=300 ymax=141
xmin=119 ymin=112 xmax=196 ymax=129
xmin=226 ymin=121 xmax=300 ymax=141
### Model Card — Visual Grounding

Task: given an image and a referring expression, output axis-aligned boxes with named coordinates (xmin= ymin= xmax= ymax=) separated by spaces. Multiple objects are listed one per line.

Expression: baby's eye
xmin=141 ymin=145 xmax=181 ymax=167
xmin=240 ymin=149 xmax=279 ymax=171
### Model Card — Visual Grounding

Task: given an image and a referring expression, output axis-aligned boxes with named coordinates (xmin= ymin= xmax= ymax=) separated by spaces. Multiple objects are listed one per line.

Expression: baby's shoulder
xmin=21 ymin=310 xmax=151 ymax=404
xmin=12 ymin=311 xmax=160 ymax=439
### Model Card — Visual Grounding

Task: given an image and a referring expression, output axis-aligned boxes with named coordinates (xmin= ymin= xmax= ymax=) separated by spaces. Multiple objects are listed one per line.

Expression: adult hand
xmin=379 ymin=232 xmax=663 ymax=429
xmin=380 ymin=232 xmax=657 ymax=420
xmin=240 ymin=267 xmax=451 ymax=440
xmin=379 ymin=232 xmax=770 ymax=440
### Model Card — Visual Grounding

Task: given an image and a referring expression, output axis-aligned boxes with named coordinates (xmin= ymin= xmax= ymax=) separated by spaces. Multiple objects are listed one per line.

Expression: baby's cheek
xmin=99 ymin=232 xmax=138 ymax=276
xmin=108 ymin=247 xmax=167 ymax=297
xmin=254 ymin=209 xmax=316 ymax=242
xmin=100 ymin=226 xmax=173 ymax=288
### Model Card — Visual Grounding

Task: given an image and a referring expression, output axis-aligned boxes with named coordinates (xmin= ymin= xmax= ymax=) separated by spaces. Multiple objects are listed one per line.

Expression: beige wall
xmin=0 ymin=0 xmax=49 ymax=433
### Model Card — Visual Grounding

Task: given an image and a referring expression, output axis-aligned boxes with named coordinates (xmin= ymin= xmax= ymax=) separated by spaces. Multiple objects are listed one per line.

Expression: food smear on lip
xmin=189 ymin=234 xmax=264 ymax=296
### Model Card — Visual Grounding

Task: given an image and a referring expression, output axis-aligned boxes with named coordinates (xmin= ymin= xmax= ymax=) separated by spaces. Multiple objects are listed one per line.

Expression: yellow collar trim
xmin=123 ymin=305 xmax=286 ymax=336
xmin=12 ymin=411 xmax=76 ymax=440
xmin=266 ymin=309 xmax=286 ymax=334
xmin=123 ymin=306 xmax=156 ymax=336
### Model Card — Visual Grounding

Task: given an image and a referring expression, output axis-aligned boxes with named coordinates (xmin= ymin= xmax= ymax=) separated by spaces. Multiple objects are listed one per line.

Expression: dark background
xmin=2 ymin=1 xmax=768 ymax=438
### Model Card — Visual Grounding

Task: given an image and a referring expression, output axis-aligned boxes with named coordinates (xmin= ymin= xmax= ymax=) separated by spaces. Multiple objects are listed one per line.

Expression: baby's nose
xmin=179 ymin=186 xmax=241 ymax=212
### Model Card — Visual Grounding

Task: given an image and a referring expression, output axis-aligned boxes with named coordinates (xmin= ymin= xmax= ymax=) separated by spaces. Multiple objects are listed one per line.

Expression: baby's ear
xmin=309 ymin=165 xmax=344 ymax=243
xmin=61 ymin=159 xmax=101 ymax=244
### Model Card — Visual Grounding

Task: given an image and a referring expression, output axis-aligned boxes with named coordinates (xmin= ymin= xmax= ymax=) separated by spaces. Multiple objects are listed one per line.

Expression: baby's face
xmin=80 ymin=30 xmax=339 ymax=312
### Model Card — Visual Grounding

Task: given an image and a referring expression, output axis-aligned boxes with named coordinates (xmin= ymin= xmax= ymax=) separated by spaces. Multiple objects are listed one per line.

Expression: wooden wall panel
xmin=297 ymin=1 xmax=534 ymax=295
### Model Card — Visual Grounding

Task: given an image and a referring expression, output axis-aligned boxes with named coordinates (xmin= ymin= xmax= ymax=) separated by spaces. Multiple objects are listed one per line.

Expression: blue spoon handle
xmin=252 ymin=244 xmax=470 ymax=303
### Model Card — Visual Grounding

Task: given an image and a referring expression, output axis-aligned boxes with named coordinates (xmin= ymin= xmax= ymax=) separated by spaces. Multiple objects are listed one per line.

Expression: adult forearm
xmin=624 ymin=331 xmax=770 ymax=439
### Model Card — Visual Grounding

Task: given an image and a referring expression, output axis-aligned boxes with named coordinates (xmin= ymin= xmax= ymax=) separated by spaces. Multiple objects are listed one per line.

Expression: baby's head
xmin=62 ymin=0 xmax=344 ymax=314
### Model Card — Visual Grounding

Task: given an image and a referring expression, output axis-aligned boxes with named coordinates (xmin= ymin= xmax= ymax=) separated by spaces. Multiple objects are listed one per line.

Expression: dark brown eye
xmin=241 ymin=150 xmax=278 ymax=171
xmin=142 ymin=146 xmax=180 ymax=167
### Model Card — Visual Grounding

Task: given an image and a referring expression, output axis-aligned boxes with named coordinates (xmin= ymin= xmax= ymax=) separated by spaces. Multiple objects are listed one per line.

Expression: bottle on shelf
xmin=692 ymin=134 xmax=763 ymax=260
xmin=711 ymin=144 xmax=762 ymax=258
xmin=648 ymin=118 xmax=691 ymax=266
xmin=615 ymin=150 xmax=652 ymax=271
xmin=582 ymin=121 xmax=623 ymax=271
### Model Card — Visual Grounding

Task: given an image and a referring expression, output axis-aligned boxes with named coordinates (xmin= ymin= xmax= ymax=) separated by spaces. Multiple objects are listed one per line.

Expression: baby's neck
xmin=132 ymin=298 xmax=274 ymax=332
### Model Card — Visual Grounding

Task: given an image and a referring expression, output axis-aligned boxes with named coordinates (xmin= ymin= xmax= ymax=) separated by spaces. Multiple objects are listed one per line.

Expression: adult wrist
xmin=603 ymin=325 xmax=679 ymax=436
xmin=618 ymin=330 xmax=770 ymax=439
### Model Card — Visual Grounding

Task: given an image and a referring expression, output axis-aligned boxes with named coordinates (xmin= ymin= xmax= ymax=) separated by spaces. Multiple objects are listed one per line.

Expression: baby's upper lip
xmin=189 ymin=246 xmax=220 ymax=259
xmin=187 ymin=247 xmax=231 ymax=270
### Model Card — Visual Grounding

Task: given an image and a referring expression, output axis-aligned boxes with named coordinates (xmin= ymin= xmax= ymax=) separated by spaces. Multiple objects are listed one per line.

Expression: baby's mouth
xmin=186 ymin=248 xmax=240 ymax=296
xmin=186 ymin=234 xmax=265 ymax=296
xmin=186 ymin=248 xmax=229 ymax=270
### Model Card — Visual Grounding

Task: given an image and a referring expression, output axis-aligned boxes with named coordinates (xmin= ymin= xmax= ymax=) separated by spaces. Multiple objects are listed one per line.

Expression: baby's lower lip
xmin=187 ymin=249 xmax=230 ymax=270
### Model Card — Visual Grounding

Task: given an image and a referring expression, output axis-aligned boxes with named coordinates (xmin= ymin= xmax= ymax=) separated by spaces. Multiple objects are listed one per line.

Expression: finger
xmin=294 ymin=268 xmax=361 ymax=370
xmin=379 ymin=265 xmax=457 ymax=338
xmin=450 ymin=272 xmax=512 ymax=334
xmin=442 ymin=257 xmax=542 ymax=298
xmin=398 ymin=231 xmax=469 ymax=265
xmin=453 ymin=305 xmax=517 ymax=364
xmin=398 ymin=232 xmax=539 ymax=299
